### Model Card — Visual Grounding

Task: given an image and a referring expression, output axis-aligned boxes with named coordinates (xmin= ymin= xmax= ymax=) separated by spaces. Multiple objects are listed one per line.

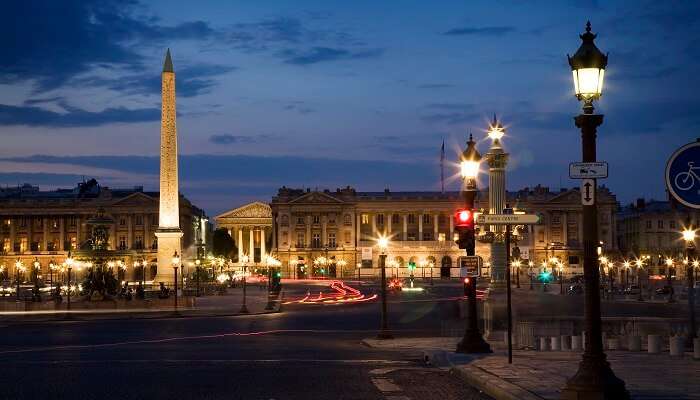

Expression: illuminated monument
xmin=154 ymin=49 xmax=183 ymax=283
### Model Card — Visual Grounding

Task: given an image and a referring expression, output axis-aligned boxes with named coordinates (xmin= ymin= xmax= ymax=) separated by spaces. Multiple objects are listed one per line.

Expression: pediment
xmin=289 ymin=192 xmax=343 ymax=204
xmin=111 ymin=192 xmax=158 ymax=207
xmin=547 ymin=190 xmax=581 ymax=204
xmin=216 ymin=201 xmax=272 ymax=220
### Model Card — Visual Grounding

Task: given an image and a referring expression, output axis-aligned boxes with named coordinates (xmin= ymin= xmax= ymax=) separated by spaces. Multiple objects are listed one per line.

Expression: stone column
xmin=59 ymin=216 xmax=65 ymax=251
xmin=402 ymin=214 xmax=407 ymax=241
xmin=433 ymin=212 xmax=439 ymax=240
xmin=306 ymin=215 xmax=311 ymax=247
xmin=449 ymin=214 xmax=454 ymax=241
xmin=249 ymin=227 xmax=255 ymax=262
xmin=388 ymin=213 xmax=392 ymax=234
xmin=418 ymin=214 xmax=423 ymax=241
xmin=356 ymin=214 xmax=361 ymax=243
xmin=42 ymin=217 xmax=48 ymax=252
xmin=9 ymin=218 xmax=16 ymax=252
xmin=238 ymin=227 xmax=244 ymax=261
xmin=127 ymin=215 xmax=133 ymax=250
xmin=371 ymin=213 xmax=377 ymax=237
xmin=143 ymin=214 xmax=150 ymax=250
xmin=261 ymin=227 xmax=266 ymax=260
xmin=322 ymin=216 xmax=327 ymax=246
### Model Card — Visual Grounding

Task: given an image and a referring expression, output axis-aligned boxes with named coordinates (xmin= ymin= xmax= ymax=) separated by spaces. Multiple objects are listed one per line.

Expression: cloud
xmin=417 ymin=83 xmax=455 ymax=89
xmin=208 ymin=134 xmax=273 ymax=145
xmin=0 ymin=0 xmax=216 ymax=91
xmin=281 ymin=47 xmax=384 ymax=65
xmin=443 ymin=26 xmax=516 ymax=36
xmin=421 ymin=103 xmax=480 ymax=125
xmin=283 ymin=102 xmax=314 ymax=114
xmin=0 ymin=102 xmax=159 ymax=127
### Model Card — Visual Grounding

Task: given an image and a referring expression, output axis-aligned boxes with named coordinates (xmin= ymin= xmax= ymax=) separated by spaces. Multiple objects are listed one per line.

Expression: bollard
xmin=648 ymin=335 xmax=661 ymax=354
xmin=606 ymin=337 xmax=620 ymax=351
xmin=628 ymin=335 xmax=642 ymax=352
xmin=571 ymin=335 xmax=582 ymax=351
xmin=561 ymin=335 xmax=571 ymax=351
xmin=551 ymin=336 xmax=561 ymax=351
xmin=539 ymin=337 xmax=549 ymax=351
xmin=694 ymin=338 xmax=700 ymax=360
xmin=669 ymin=336 xmax=684 ymax=357
xmin=582 ymin=331 xmax=587 ymax=351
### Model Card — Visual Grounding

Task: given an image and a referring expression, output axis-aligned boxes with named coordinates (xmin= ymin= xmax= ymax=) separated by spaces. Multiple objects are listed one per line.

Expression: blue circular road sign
xmin=666 ymin=141 xmax=700 ymax=209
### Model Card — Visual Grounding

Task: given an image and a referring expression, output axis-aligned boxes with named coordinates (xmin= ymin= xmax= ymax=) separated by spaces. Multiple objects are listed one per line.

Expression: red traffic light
xmin=454 ymin=209 xmax=472 ymax=227
xmin=464 ymin=277 xmax=470 ymax=284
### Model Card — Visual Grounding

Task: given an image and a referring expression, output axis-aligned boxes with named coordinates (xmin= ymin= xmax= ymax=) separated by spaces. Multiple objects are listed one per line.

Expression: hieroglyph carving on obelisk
xmin=154 ymin=49 xmax=183 ymax=284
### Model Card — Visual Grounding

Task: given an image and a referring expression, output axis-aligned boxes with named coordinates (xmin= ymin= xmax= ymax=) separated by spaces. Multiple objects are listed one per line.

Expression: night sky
xmin=0 ymin=1 xmax=698 ymax=216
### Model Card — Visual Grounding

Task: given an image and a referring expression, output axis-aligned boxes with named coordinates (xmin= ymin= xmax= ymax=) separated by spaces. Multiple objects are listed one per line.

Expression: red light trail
xmin=283 ymin=280 xmax=377 ymax=305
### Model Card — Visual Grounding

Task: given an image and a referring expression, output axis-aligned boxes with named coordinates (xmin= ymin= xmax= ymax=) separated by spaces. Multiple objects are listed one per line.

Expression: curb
xmin=450 ymin=364 xmax=545 ymax=400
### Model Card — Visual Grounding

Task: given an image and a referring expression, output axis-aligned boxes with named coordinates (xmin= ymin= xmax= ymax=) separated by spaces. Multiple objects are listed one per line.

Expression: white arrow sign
xmin=570 ymin=162 xmax=608 ymax=179
xmin=476 ymin=214 xmax=540 ymax=225
xmin=581 ymin=179 xmax=596 ymax=205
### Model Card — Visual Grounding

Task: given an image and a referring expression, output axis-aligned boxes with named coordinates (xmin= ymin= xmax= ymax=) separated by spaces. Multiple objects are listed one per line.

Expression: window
xmin=2 ymin=238 xmax=9 ymax=253
xmin=151 ymin=214 xmax=158 ymax=225
xmin=70 ymin=237 xmax=77 ymax=250
xmin=552 ymin=214 xmax=561 ymax=225
xmin=328 ymin=233 xmax=336 ymax=247
xmin=135 ymin=215 xmax=143 ymax=225
xmin=120 ymin=217 xmax=126 ymax=226
xmin=328 ymin=214 xmax=336 ymax=224
xmin=313 ymin=215 xmax=320 ymax=224
xmin=281 ymin=215 xmax=289 ymax=226
xmin=20 ymin=237 xmax=27 ymax=252
xmin=344 ymin=214 xmax=351 ymax=225
xmin=68 ymin=216 xmax=77 ymax=227
xmin=391 ymin=214 xmax=399 ymax=224
xmin=423 ymin=214 xmax=431 ymax=224
xmin=361 ymin=214 xmax=369 ymax=225
xmin=19 ymin=217 xmax=27 ymax=228
xmin=423 ymin=232 xmax=433 ymax=241
xmin=407 ymin=232 xmax=417 ymax=241
xmin=569 ymin=256 xmax=580 ymax=265
xmin=438 ymin=233 xmax=445 ymax=242
xmin=646 ymin=220 xmax=652 ymax=229
xmin=297 ymin=232 xmax=305 ymax=247
xmin=669 ymin=220 xmax=676 ymax=229
xmin=538 ymin=230 xmax=545 ymax=243
xmin=344 ymin=231 xmax=351 ymax=244
xmin=282 ymin=231 xmax=288 ymax=246
xmin=297 ymin=216 xmax=305 ymax=225
xmin=35 ymin=217 xmax=42 ymax=227
xmin=52 ymin=219 xmax=59 ymax=229
xmin=134 ymin=235 xmax=143 ymax=249
xmin=438 ymin=214 xmax=446 ymax=224
xmin=312 ymin=233 xmax=321 ymax=248
xmin=118 ymin=236 xmax=127 ymax=250
xmin=376 ymin=214 xmax=384 ymax=225
xmin=408 ymin=214 xmax=416 ymax=224
xmin=658 ymin=220 xmax=663 ymax=229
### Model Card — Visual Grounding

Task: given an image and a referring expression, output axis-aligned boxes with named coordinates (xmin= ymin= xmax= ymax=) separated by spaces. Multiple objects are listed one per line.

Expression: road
xmin=0 ymin=280 xmax=492 ymax=400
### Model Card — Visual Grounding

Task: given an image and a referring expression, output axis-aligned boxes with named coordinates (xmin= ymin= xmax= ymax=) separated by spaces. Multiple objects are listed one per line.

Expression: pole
xmin=516 ymin=264 xmax=520 ymax=288
xmin=173 ymin=266 xmax=178 ymax=312
xmin=16 ymin=267 xmax=20 ymax=301
xmin=529 ymin=266 xmax=534 ymax=290
xmin=561 ymin=112 xmax=627 ymax=398
xmin=505 ymin=225 xmax=513 ymax=364
xmin=560 ymin=268 xmax=564 ymax=294
xmin=67 ymin=267 xmax=71 ymax=311
xmin=240 ymin=263 xmax=249 ymax=313
xmin=377 ymin=252 xmax=392 ymax=339
xmin=196 ymin=264 xmax=200 ymax=297
xmin=687 ymin=246 xmax=696 ymax=346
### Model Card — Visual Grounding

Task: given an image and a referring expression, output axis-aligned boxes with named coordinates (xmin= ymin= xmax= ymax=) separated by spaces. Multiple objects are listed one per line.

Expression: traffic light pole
xmin=456 ymin=184 xmax=492 ymax=354
xmin=505 ymin=223 xmax=513 ymax=364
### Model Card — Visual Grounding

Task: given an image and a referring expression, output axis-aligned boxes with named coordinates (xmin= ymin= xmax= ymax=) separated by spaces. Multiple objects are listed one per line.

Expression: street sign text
xmin=570 ymin=162 xmax=608 ymax=179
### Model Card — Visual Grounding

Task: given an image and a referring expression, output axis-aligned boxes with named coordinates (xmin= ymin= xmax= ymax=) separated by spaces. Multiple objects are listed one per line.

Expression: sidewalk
xmin=363 ymin=337 xmax=700 ymax=400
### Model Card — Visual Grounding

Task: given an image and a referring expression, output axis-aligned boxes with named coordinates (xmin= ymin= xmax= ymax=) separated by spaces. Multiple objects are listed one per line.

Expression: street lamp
xmin=635 ymin=259 xmax=644 ymax=301
xmin=682 ymin=228 xmax=697 ymax=345
xmin=528 ymin=261 xmax=534 ymax=290
xmin=665 ymin=257 xmax=675 ymax=303
xmin=558 ymin=262 xmax=565 ymax=294
xmin=561 ymin=22 xmax=628 ymax=400
xmin=195 ymin=258 xmax=201 ymax=297
xmin=14 ymin=258 xmax=24 ymax=301
xmin=513 ymin=260 xmax=521 ymax=289
xmin=171 ymin=251 xmax=180 ymax=312
xmin=65 ymin=251 xmax=74 ymax=311
xmin=239 ymin=254 xmax=249 ymax=313
xmin=377 ymin=235 xmax=393 ymax=339
xmin=456 ymin=134 xmax=491 ymax=354
xmin=623 ymin=260 xmax=631 ymax=290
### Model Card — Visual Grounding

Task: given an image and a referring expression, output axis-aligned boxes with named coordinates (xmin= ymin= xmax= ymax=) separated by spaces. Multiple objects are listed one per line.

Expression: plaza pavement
xmin=363 ymin=337 xmax=700 ymax=400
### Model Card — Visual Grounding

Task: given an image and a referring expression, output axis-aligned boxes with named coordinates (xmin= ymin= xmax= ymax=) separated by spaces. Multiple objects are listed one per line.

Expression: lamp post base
xmin=239 ymin=305 xmax=249 ymax=314
xmin=456 ymin=330 xmax=493 ymax=354
xmin=376 ymin=329 xmax=394 ymax=340
xmin=561 ymin=354 xmax=629 ymax=400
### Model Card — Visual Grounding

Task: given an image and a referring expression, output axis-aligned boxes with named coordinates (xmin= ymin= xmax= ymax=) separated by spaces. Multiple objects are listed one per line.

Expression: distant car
xmin=656 ymin=286 xmax=673 ymax=295
xmin=568 ymin=284 xmax=583 ymax=295
xmin=624 ymin=285 xmax=641 ymax=295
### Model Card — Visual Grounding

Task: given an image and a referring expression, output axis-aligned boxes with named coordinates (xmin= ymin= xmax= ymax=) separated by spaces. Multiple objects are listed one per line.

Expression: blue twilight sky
xmin=0 ymin=0 xmax=698 ymax=216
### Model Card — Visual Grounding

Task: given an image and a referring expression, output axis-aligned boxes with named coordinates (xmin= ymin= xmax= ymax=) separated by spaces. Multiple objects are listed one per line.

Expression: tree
xmin=212 ymin=228 xmax=235 ymax=258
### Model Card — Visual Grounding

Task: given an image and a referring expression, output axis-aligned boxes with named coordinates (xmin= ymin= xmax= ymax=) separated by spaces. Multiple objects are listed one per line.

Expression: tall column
xmin=238 ymin=227 xmax=244 ymax=261
xmin=402 ymin=214 xmax=407 ymax=241
xmin=249 ymin=228 xmax=255 ymax=262
xmin=154 ymin=49 xmax=183 ymax=284
xmin=418 ymin=214 xmax=423 ymax=241
xmin=261 ymin=227 xmax=266 ymax=260
xmin=486 ymin=116 xmax=509 ymax=284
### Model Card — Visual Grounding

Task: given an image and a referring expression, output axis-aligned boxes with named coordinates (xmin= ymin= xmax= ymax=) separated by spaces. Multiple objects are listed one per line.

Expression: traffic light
xmin=463 ymin=276 xmax=477 ymax=297
xmin=454 ymin=209 xmax=476 ymax=255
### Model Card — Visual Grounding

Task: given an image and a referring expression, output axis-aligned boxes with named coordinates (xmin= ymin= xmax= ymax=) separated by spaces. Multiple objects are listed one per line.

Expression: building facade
xmin=214 ymin=202 xmax=273 ymax=265
xmin=0 ymin=179 xmax=206 ymax=284
xmin=259 ymin=184 xmax=618 ymax=279
xmin=617 ymin=198 xmax=698 ymax=277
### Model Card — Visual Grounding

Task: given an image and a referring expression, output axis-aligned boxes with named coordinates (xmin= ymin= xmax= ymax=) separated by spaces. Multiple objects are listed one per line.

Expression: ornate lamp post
xmin=558 ymin=262 xmax=565 ymax=294
xmin=456 ymin=135 xmax=492 ymax=354
xmin=171 ymin=251 xmax=180 ymax=312
xmin=377 ymin=235 xmax=393 ymax=339
xmin=561 ymin=21 xmax=628 ymax=400
xmin=65 ymin=251 xmax=74 ymax=311
xmin=635 ymin=259 xmax=644 ymax=301
xmin=665 ymin=257 xmax=675 ymax=303
xmin=195 ymin=258 xmax=201 ymax=297
xmin=528 ymin=261 xmax=534 ymax=290
xmin=14 ymin=258 xmax=24 ymax=301
xmin=239 ymin=254 xmax=249 ymax=314
xmin=682 ymin=228 xmax=697 ymax=345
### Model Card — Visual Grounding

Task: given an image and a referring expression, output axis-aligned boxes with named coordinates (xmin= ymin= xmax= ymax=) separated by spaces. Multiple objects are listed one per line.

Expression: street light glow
xmin=377 ymin=235 xmax=389 ymax=250
xmin=682 ymin=228 xmax=696 ymax=243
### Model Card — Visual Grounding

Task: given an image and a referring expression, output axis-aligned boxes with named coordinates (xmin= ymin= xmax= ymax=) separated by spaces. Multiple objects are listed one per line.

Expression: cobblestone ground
xmin=466 ymin=350 xmax=700 ymax=400
xmin=387 ymin=368 xmax=494 ymax=400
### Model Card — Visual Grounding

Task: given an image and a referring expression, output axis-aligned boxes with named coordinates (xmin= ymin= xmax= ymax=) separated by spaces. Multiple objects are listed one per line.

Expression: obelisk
xmin=154 ymin=49 xmax=183 ymax=284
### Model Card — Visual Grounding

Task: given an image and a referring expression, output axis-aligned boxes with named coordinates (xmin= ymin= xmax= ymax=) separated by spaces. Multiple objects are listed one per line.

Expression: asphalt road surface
xmin=0 ymin=281 xmax=492 ymax=400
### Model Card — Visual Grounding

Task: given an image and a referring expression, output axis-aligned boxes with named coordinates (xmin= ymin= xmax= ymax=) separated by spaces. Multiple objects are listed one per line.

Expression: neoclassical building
xmin=0 ymin=179 xmax=207 ymax=283
xmin=214 ymin=202 xmax=273 ymax=266
xmin=254 ymin=184 xmax=618 ymax=279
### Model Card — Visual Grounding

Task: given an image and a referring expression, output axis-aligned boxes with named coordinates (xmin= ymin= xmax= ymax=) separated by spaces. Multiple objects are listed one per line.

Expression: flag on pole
xmin=440 ymin=140 xmax=445 ymax=193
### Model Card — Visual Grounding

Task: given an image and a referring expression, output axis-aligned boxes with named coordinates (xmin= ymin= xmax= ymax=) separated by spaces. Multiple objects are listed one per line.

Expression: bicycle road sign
xmin=666 ymin=140 xmax=700 ymax=209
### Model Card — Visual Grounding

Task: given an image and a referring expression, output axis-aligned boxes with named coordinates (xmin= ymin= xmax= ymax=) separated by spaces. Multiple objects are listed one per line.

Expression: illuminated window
xmin=328 ymin=233 xmax=336 ymax=247
xmin=422 ymin=214 xmax=431 ymax=224
xmin=361 ymin=214 xmax=369 ymax=224
xmin=118 ymin=236 xmax=127 ymax=250
xmin=312 ymin=234 xmax=321 ymax=248
xmin=438 ymin=233 xmax=446 ymax=242
xmin=20 ymin=238 xmax=27 ymax=252
xmin=297 ymin=233 xmax=305 ymax=247
xmin=313 ymin=215 xmax=320 ymax=224
xmin=297 ymin=216 xmax=305 ymax=225
xmin=52 ymin=219 xmax=58 ymax=229
xmin=344 ymin=231 xmax=351 ymax=244
xmin=70 ymin=237 xmax=77 ymax=249
xmin=344 ymin=214 xmax=351 ymax=225
xmin=376 ymin=214 xmax=384 ymax=225
xmin=2 ymin=238 xmax=9 ymax=253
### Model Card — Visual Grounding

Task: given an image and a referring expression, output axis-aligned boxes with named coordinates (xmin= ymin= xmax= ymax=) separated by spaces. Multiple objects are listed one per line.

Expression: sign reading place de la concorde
xmin=666 ymin=140 xmax=700 ymax=209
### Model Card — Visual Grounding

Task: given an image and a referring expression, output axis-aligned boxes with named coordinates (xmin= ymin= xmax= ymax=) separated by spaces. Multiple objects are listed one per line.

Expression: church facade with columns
xmin=220 ymin=184 xmax=618 ymax=279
